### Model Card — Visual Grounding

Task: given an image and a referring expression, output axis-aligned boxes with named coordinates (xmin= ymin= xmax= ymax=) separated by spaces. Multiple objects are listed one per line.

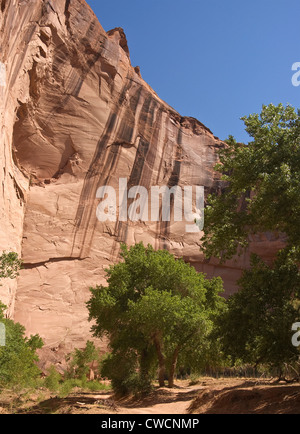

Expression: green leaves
xmin=87 ymin=243 xmax=224 ymax=392
xmin=0 ymin=317 xmax=43 ymax=388
xmin=0 ymin=251 xmax=43 ymax=388
xmin=0 ymin=252 xmax=22 ymax=280
xmin=128 ymin=287 xmax=209 ymax=349
xmin=201 ymin=103 xmax=300 ymax=376
xmin=66 ymin=341 xmax=99 ymax=379
xmin=202 ymin=103 xmax=300 ymax=260
xmin=217 ymin=253 xmax=300 ymax=370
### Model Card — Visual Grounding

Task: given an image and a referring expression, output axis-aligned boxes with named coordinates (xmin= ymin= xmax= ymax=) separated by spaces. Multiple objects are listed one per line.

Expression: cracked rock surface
xmin=0 ymin=0 xmax=284 ymax=364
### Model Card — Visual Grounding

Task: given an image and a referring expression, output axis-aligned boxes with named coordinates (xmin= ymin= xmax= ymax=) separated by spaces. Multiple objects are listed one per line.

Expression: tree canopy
xmin=0 ymin=252 xmax=43 ymax=388
xmin=216 ymin=251 xmax=300 ymax=378
xmin=87 ymin=243 xmax=224 ymax=393
xmin=202 ymin=103 xmax=300 ymax=261
xmin=201 ymin=103 xmax=300 ymax=379
xmin=0 ymin=303 xmax=43 ymax=387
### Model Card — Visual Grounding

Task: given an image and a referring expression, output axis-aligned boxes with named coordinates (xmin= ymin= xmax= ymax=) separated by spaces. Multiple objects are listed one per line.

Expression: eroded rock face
xmin=0 ymin=0 xmax=284 ymax=360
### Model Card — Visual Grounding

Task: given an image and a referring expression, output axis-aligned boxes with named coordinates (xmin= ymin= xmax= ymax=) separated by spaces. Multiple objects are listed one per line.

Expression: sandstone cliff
xmin=0 ymin=0 xmax=284 ymax=361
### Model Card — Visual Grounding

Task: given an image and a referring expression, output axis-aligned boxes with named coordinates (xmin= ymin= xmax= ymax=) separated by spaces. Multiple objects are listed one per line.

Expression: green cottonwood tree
xmin=216 ymin=251 xmax=300 ymax=378
xmin=0 ymin=252 xmax=43 ymax=388
xmin=87 ymin=243 xmax=224 ymax=393
xmin=201 ymin=103 xmax=300 ymax=376
xmin=127 ymin=288 xmax=210 ymax=388
xmin=202 ymin=103 xmax=300 ymax=260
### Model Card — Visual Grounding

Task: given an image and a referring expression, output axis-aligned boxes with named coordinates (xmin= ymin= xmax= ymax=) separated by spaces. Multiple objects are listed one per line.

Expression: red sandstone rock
xmin=0 ymin=0 xmax=284 ymax=364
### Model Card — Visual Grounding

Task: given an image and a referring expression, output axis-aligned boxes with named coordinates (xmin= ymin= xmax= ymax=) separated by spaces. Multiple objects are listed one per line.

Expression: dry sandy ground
xmin=1 ymin=378 xmax=300 ymax=414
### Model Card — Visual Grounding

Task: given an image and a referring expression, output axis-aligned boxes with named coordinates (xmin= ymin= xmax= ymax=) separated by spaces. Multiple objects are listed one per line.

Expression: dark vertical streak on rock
xmin=113 ymin=97 xmax=163 ymax=251
xmin=71 ymin=78 xmax=134 ymax=256
xmin=33 ymin=16 xmax=104 ymax=134
xmin=159 ymin=128 xmax=183 ymax=249
xmin=1 ymin=0 xmax=6 ymax=13
xmin=78 ymin=81 xmax=138 ymax=256
xmin=75 ymin=113 xmax=117 ymax=222
xmin=71 ymin=113 xmax=117 ymax=256
xmin=9 ymin=25 xmax=37 ymax=88
xmin=64 ymin=0 xmax=71 ymax=33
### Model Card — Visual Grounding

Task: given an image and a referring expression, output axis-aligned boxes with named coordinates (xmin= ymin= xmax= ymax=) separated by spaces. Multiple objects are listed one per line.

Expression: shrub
xmin=44 ymin=366 xmax=62 ymax=392
xmin=0 ymin=304 xmax=43 ymax=389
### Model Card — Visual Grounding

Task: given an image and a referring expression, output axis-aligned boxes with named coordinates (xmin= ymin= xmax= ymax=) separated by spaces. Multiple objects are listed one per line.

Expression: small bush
xmin=65 ymin=341 xmax=99 ymax=380
xmin=58 ymin=379 xmax=74 ymax=398
xmin=57 ymin=378 xmax=109 ymax=398
xmin=44 ymin=366 xmax=62 ymax=392
xmin=85 ymin=380 xmax=109 ymax=392
xmin=0 ymin=305 xmax=43 ymax=389
xmin=101 ymin=352 xmax=152 ymax=397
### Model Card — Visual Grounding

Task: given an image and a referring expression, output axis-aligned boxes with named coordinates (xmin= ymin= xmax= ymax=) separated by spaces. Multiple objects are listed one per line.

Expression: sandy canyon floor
xmin=1 ymin=378 xmax=300 ymax=414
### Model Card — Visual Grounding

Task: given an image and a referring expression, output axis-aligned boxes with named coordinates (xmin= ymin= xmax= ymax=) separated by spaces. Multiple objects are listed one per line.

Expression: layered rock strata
xmin=0 ymin=0 xmax=284 ymax=359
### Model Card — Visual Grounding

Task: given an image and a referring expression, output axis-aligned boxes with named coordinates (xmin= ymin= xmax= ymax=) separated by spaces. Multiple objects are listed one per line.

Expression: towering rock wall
xmin=0 ymin=0 xmax=284 ymax=359
xmin=0 ymin=0 xmax=40 ymax=313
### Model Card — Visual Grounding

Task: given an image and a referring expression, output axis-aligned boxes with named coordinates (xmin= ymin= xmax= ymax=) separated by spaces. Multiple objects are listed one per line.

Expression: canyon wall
xmin=0 ymin=0 xmax=284 ymax=364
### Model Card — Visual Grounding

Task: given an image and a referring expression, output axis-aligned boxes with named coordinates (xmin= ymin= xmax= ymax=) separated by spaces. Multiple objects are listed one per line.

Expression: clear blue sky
xmin=86 ymin=0 xmax=300 ymax=143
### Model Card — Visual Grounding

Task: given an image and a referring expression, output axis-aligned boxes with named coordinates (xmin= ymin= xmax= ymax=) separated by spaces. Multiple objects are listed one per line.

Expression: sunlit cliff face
xmin=0 ymin=0 xmax=284 ymax=367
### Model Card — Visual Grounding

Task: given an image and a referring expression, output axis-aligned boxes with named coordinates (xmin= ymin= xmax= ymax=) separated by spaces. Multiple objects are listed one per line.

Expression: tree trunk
xmin=140 ymin=348 xmax=151 ymax=386
xmin=168 ymin=346 xmax=180 ymax=388
xmin=153 ymin=335 xmax=166 ymax=387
